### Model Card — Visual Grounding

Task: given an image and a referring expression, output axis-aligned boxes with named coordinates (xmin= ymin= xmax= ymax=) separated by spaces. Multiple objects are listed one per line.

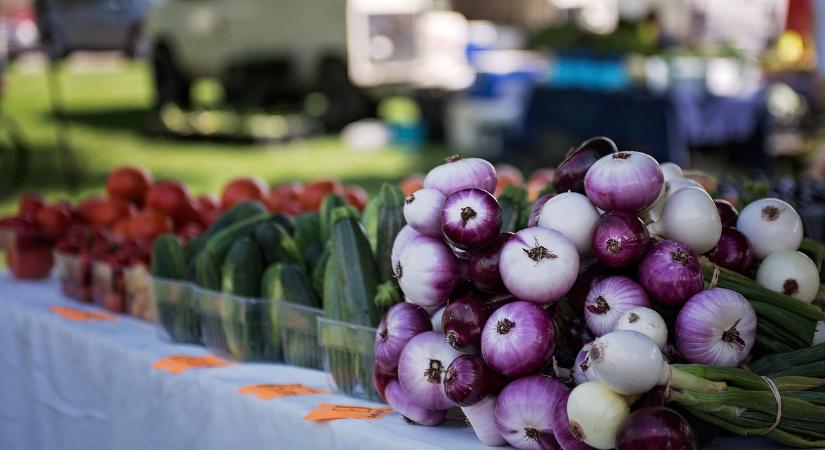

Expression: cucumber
xmin=202 ymin=212 xmax=269 ymax=265
xmin=220 ymin=238 xmax=270 ymax=361
xmin=320 ymin=194 xmax=346 ymax=241
xmin=498 ymin=185 xmax=528 ymax=233
xmin=361 ymin=196 xmax=380 ymax=252
xmin=373 ymin=183 xmax=406 ymax=284
xmin=253 ymin=221 xmax=303 ymax=269
xmin=261 ymin=263 xmax=319 ymax=307
xmin=202 ymin=200 xmax=267 ymax=241
xmin=269 ymin=213 xmax=296 ymax=235
xmin=221 ymin=237 xmax=264 ymax=297
xmin=312 ymin=243 xmax=331 ymax=300
xmin=322 ymin=248 xmax=344 ymax=321
xmin=194 ymin=251 xmax=222 ymax=290
xmin=150 ymin=233 xmax=187 ymax=280
xmin=330 ymin=206 xmax=379 ymax=326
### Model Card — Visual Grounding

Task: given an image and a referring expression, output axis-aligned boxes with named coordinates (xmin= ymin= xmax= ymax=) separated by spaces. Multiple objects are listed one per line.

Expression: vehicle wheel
xmin=152 ymin=44 xmax=191 ymax=109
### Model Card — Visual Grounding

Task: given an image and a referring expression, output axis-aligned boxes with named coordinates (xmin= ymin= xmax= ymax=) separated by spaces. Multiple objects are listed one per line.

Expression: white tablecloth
xmin=0 ymin=273 xmax=798 ymax=450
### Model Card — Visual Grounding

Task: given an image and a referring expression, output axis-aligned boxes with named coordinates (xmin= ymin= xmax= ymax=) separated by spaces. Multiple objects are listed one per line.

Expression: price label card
xmin=303 ymin=404 xmax=393 ymax=421
xmin=239 ymin=384 xmax=331 ymax=400
xmin=153 ymin=355 xmax=230 ymax=374
xmin=49 ymin=305 xmax=117 ymax=322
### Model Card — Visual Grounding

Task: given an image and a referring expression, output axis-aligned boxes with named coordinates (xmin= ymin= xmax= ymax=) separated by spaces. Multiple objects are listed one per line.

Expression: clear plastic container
xmin=150 ymin=277 xmax=200 ymax=344
xmin=92 ymin=261 xmax=126 ymax=313
xmin=196 ymin=288 xmax=282 ymax=362
xmin=317 ymin=317 xmax=380 ymax=401
xmin=124 ymin=264 xmax=154 ymax=320
xmin=5 ymin=228 xmax=56 ymax=279
xmin=280 ymin=302 xmax=323 ymax=369
xmin=54 ymin=250 xmax=93 ymax=302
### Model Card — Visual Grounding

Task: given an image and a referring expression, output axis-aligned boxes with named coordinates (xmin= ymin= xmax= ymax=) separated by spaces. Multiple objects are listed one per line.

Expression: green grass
xmin=0 ymin=59 xmax=446 ymax=214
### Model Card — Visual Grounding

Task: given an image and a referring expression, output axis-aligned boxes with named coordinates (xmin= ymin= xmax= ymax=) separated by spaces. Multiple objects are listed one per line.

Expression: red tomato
xmin=176 ymin=222 xmax=203 ymax=241
xmin=0 ymin=216 xmax=30 ymax=232
xmin=77 ymin=197 xmax=105 ymax=224
xmin=399 ymin=175 xmax=424 ymax=197
xmin=343 ymin=185 xmax=369 ymax=211
xmin=494 ymin=164 xmax=525 ymax=196
xmin=19 ymin=193 xmax=45 ymax=220
xmin=111 ymin=217 xmax=132 ymax=239
xmin=266 ymin=182 xmax=303 ymax=213
xmin=145 ymin=181 xmax=192 ymax=224
xmin=199 ymin=209 xmax=222 ymax=228
xmin=195 ymin=194 xmax=219 ymax=212
xmin=221 ymin=177 xmax=268 ymax=210
xmin=88 ymin=198 xmax=136 ymax=229
xmin=128 ymin=208 xmax=173 ymax=242
xmin=35 ymin=205 xmax=73 ymax=235
xmin=106 ymin=166 xmax=152 ymax=206
xmin=299 ymin=179 xmax=341 ymax=211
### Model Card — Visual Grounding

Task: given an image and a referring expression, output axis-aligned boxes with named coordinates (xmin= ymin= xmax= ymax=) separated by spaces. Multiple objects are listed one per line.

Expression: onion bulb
xmin=384 ymin=379 xmax=447 ymax=426
xmin=397 ymin=331 xmax=463 ymax=410
xmin=495 ymin=375 xmax=569 ymax=450
xmin=614 ymin=307 xmax=668 ymax=350
xmin=648 ymin=187 xmax=721 ymax=254
xmin=660 ymin=162 xmax=684 ymax=182
xmin=707 ymin=227 xmax=753 ymax=274
xmin=736 ymin=198 xmax=803 ymax=259
xmin=553 ymin=136 xmax=617 ymax=194
xmin=552 ymin=392 xmax=597 ymax=450
xmin=588 ymin=331 xmax=668 ymax=395
xmin=423 ymin=155 xmax=497 ymax=197
xmin=430 ymin=306 xmax=446 ymax=332
xmin=590 ymin=212 xmax=650 ymax=269
xmin=391 ymin=225 xmax=421 ymax=277
xmin=441 ymin=188 xmax=502 ymax=251
xmin=638 ymin=240 xmax=703 ymax=307
xmin=666 ymin=178 xmax=703 ymax=197
xmin=567 ymin=381 xmax=631 ymax=450
xmin=498 ymin=227 xmax=579 ymax=304
xmin=375 ymin=303 xmax=432 ymax=375
xmin=756 ymin=250 xmax=819 ymax=303
xmin=714 ymin=199 xmax=739 ymax=228
xmin=481 ymin=301 xmax=555 ymax=378
xmin=584 ymin=151 xmax=664 ymax=213
xmin=397 ymin=236 xmax=459 ymax=308
xmin=537 ymin=192 xmax=601 ymax=256
xmin=615 ymin=406 xmax=696 ymax=450
xmin=463 ymin=395 xmax=507 ymax=446
xmin=573 ymin=342 xmax=599 ymax=385
xmin=584 ymin=276 xmax=650 ymax=337
xmin=403 ymin=189 xmax=446 ymax=237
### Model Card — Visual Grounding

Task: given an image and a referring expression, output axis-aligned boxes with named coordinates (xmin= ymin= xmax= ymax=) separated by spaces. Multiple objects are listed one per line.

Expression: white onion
xmin=584 ymin=276 xmax=650 ymax=337
xmin=430 ymin=306 xmax=446 ymax=332
xmin=537 ymin=192 xmax=601 ymax=256
xmin=573 ymin=342 xmax=599 ymax=385
xmin=423 ymin=156 xmax=497 ymax=197
xmin=640 ymin=182 xmax=667 ymax=223
xmin=462 ymin=395 xmax=506 ymax=446
xmin=736 ymin=198 xmax=803 ymax=259
xmin=756 ymin=250 xmax=819 ymax=304
xmin=660 ymin=162 xmax=684 ymax=182
xmin=566 ymin=381 xmax=631 ymax=450
xmin=588 ymin=330 xmax=668 ymax=395
xmin=648 ymin=187 xmax=721 ymax=254
xmin=498 ymin=227 xmax=580 ymax=304
xmin=615 ymin=307 xmax=668 ymax=350
xmin=403 ymin=189 xmax=446 ymax=237
xmin=666 ymin=178 xmax=703 ymax=197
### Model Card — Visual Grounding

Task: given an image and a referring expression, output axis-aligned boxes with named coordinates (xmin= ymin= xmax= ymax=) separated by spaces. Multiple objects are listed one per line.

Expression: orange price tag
xmin=49 ymin=305 xmax=117 ymax=322
xmin=239 ymin=384 xmax=331 ymax=400
xmin=153 ymin=355 xmax=230 ymax=374
xmin=303 ymin=404 xmax=393 ymax=421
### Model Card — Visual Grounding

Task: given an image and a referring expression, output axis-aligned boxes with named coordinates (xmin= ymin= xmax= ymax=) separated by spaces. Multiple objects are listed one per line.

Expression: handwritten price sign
xmin=153 ymin=355 xmax=230 ymax=374
xmin=239 ymin=384 xmax=331 ymax=400
xmin=304 ymin=404 xmax=392 ymax=421
xmin=49 ymin=305 xmax=116 ymax=322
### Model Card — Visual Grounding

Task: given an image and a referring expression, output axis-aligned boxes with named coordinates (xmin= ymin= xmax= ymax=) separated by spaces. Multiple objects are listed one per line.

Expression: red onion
xmin=615 ymin=407 xmax=696 ymax=450
xmin=638 ymin=240 xmax=703 ymax=307
xmin=584 ymin=151 xmax=664 ymax=213
xmin=706 ymin=228 xmax=752 ymax=274
xmin=573 ymin=342 xmax=598 ymax=385
xmin=375 ymin=303 xmax=432 ymax=375
xmin=403 ymin=189 xmax=446 ymax=237
xmin=553 ymin=136 xmax=617 ymax=194
xmin=442 ymin=292 xmax=489 ymax=353
xmin=384 ymin=379 xmax=447 ymax=426
xmin=391 ymin=225 xmax=421 ymax=277
xmin=441 ymin=188 xmax=502 ymax=251
xmin=714 ymin=199 xmax=738 ymax=228
xmin=373 ymin=370 xmax=392 ymax=401
xmin=397 ymin=236 xmax=460 ymax=308
xmin=481 ymin=301 xmax=555 ymax=378
xmin=443 ymin=354 xmax=506 ymax=406
xmin=591 ymin=212 xmax=650 ymax=268
xmin=551 ymin=392 xmax=597 ymax=450
xmin=495 ymin=375 xmax=569 ymax=450
xmin=469 ymin=232 xmax=513 ymax=294
xmin=584 ymin=276 xmax=650 ymax=337
xmin=397 ymin=331 xmax=463 ymax=410
xmin=499 ymin=227 xmax=580 ymax=305
xmin=567 ymin=260 xmax=609 ymax=312
xmin=675 ymin=288 xmax=756 ymax=367
xmin=528 ymin=194 xmax=554 ymax=227
xmin=423 ymin=155 xmax=497 ymax=197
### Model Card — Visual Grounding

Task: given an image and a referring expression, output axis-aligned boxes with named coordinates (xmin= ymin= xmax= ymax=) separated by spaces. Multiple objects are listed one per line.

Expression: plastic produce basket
xmin=54 ymin=251 xmax=93 ymax=302
xmin=92 ymin=261 xmax=127 ymax=313
xmin=280 ymin=302 xmax=323 ymax=369
xmin=4 ymin=228 xmax=55 ymax=279
xmin=150 ymin=277 xmax=200 ymax=344
xmin=196 ymin=288 xmax=282 ymax=362
xmin=317 ymin=317 xmax=380 ymax=401
xmin=124 ymin=265 xmax=154 ymax=320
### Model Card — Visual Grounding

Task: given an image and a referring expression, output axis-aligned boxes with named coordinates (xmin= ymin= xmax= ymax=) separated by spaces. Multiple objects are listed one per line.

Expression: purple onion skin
xmin=616 ymin=407 xmax=697 ymax=450
xmin=482 ymin=301 xmax=555 ymax=378
xmin=567 ymin=259 xmax=609 ymax=312
xmin=384 ymin=380 xmax=447 ymax=426
xmin=442 ymin=294 xmax=489 ymax=353
xmin=584 ymin=151 xmax=664 ymax=213
xmin=706 ymin=227 xmax=752 ymax=274
xmin=373 ymin=370 xmax=393 ymax=402
xmin=584 ymin=275 xmax=651 ymax=336
xmin=591 ymin=212 xmax=650 ymax=268
xmin=375 ymin=303 xmax=433 ymax=375
xmin=444 ymin=354 xmax=506 ymax=407
xmin=639 ymin=240 xmax=703 ymax=307
xmin=495 ymin=375 xmax=569 ymax=450
xmin=528 ymin=195 xmax=554 ymax=227
xmin=714 ymin=199 xmax=739 ymax=228
xmin=442 ymin=188 xmax=503 ymax=251
xmin=424 ymin=156 xmax=497 ymax=197
xmin=470 ymin=232 xmax=514 ymax=293
xmin=553 ymin=136 xmax=617 ymax=194
xmin=552 ymin=392 xmax=597 ymax=450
